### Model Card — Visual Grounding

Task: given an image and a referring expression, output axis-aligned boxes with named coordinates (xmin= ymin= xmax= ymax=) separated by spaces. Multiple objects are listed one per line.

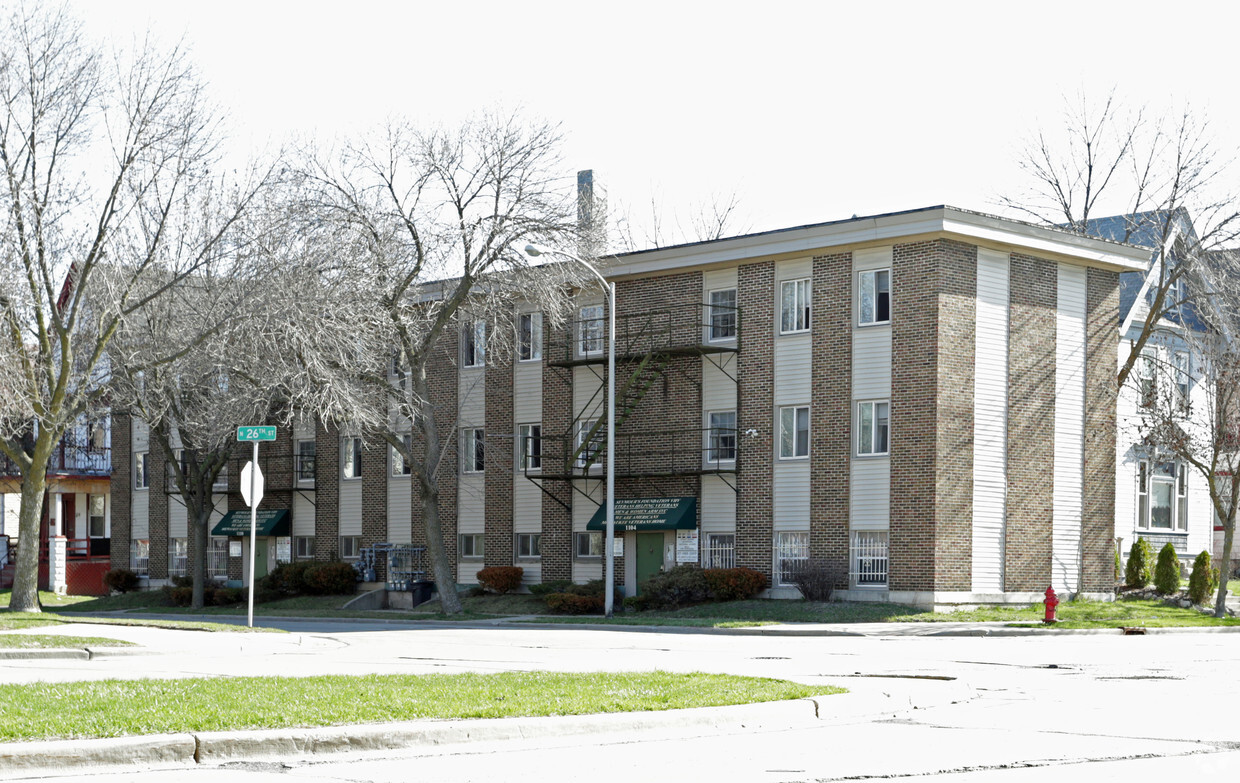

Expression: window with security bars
xmin=208 ymin=537 xmax=229 ymax=580
xmin=851 ymin=530 xmax=889 ymax=587
xmin=775 ymin=531 xmax=809 ymax=586
xmin=131 ymin=539 xmax=149 ymax=576
xmin=703 ymin=533 xmax=736 ymax=569
xmin=168 ymin=538 xmax=188 ymax=578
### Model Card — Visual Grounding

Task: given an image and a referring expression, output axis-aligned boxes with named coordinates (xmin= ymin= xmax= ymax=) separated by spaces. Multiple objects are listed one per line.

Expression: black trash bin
xmin=409 ymin=580 xmax=434 ymax=607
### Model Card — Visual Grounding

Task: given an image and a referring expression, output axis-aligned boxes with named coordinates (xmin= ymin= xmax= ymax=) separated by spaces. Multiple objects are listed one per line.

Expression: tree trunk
xmin=419 ymin=483 xmax=461 ymax=614
xmin=190 ymin=495 xmax=212 ymax=610
xmin=10 ymin=458 xmax=51 ymax=613
xmin=1214 ymin=517 xmax=1235 ymax=618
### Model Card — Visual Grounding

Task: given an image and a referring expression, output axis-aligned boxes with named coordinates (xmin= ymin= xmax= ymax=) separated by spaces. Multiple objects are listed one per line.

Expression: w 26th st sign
xmin=237 ymin=426 xmax=276 ymax=442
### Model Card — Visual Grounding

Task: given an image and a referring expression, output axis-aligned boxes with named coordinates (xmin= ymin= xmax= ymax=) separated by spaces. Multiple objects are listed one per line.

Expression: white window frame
xmin=850 ymin=530 xmax=889 ymax=587
xmin=519 ymin=423 xmax=542 ymax=471
xmin=778 ymin=405 xmax=810 ymax=460
xmin=858 ymin=269 xmax=891 ymax=326
xmin=706 ymin=410 xmax=737 ymax=466
xmin=574 ymin=531 xmax=603 ymax=559
xmin=1138 ymin=351 xmax=1156 ymax=408
xmin=131 ymin=539 xmax=150 ymax=576
xmin=578 ymin=304 xmax=605 ymax=357
xmin=1137 ymin=459 xmax=1187 ymax=532
xmin=707 ymin=288 xmax=738 ymax=342
xmin=518 ymin=312 xmax=543 ymax=362
xmin=392 ymin=433 xmax=412 ymax=476
xmin=1173 ymin=350 xmax=1190 ymax=413
xmin=516 ymin=532 xmax=542 ymax=559
xmin=459 ymin=533 xmax=485 ymax=560
xmin=775 ymin=531 xmax=809 ymax=586
xmin=208 ymin=536 xmax=229 ymax=579
xmin=296 ymin=438 xmax=316 ymax=483
xmin=294 ymin=536 xmax=316 ymax=560
xmin=462 ymin=320 xmax=486 ymax=368
xmin=88 ymin=494 xmax=107 ymax=538
xmin=779 ymin=278 xmax=811 ymax=334
xmin=575 ymin=418 xmax=603 ymax=470
xmin=463 ymin=428 xmax=485 ymax=473
xmin=856 ymin=400 xmax=890 ymax=457
xmin=134 ymin=451 xmax=149 ymax=490
xmin=339 ymin=535 xmax=362 ymax=561
xmin=703 ymin=533 xmax=736 ymax=569
xmin=342 ymin=437 xmax=363 ymax=480
xmin=168 ymin=538 xmax=188 ymax=578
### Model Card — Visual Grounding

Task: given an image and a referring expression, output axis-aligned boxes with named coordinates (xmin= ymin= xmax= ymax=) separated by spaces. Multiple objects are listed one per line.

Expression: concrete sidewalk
xmin=0 ymin=678 xmax=973 ymax=777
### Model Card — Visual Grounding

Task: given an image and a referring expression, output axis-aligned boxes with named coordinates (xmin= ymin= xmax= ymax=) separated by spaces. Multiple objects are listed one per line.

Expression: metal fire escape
xmin=524 ymin=302 xmax=740 ymax=510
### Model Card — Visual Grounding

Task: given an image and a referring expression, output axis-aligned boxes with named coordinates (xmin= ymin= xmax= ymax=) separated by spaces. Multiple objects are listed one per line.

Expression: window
xmin=856 ymin=401 xmax=890 ymax=456
xmin=706 ymin=411 xmax=737 ymax=465
xmin=575 ymin=418 xmax=603 ymax=469
xmin=339 ymin=536 xmax=362 ymax=560
xmin=342 ymin=437 xmax=362 ymax=479
xmin=89 ymin=421 xmax=107 ymax=450
xmin=775 ymin=531 xmax=809 ymax=586
xmin=131 ymin=539 xmax=150 ymax=577
xmin=459 ymin=533 xmax=485 ymax=559
xmin=212 ymin=463 xmax=228 ymax=491
xmin=463 ymin=428 xmax=485 ymax=473
xmin=516 ymin=533 xmax=541 ymax=559
xmin=708 ymin=288 xmax=737 ymax=341
xmin=778 ymin=405 xmax=810 ymax=459
xmin=462 ymin=320 xmax=486 ymax=367
xmin=208 ymin=537 xmax=229 ymax=580
xmin=1138 ymin=352 xmax=1156 ymax=408
xmin=168 ymin=539 xmax=188 ymax=578
xmin=134 ymin=452 xmax=149 ymax=490
xmin=393 ymin=434 xmax=412 ymax=476
xmin=779 ymin=278 xmax=811 ymax=334
xmin=578 ymin=304 xmax=604 ymax=356
xmin=851 ymin=531 xmax=889 ymax=586
xmin=88 ymin=495 xmax=106 ymax=538
xmin=1138 ymin=460 xmax=1188 ymax=531
xmin=518 ymin=312 xmax=543 ymax=361
xmin=295 ymin=536 xmax=316 ymax=560
xmin=297 ymin=439 xmax=316 ymax=482
xmin=858 ymin=269 xmax=891 ymax=325
xmin=703 ymin=533 xmax=736 ymax=569
xmin=519 ymin=424 xmax=542 ymax=471
xmin=574 ymin=531 xmax=603 ymax=558
xmin=1174 ymin=351 xmax=1191 ymax=413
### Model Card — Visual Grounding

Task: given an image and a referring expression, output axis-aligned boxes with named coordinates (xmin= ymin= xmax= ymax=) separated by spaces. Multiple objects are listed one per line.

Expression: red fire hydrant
xmin=1043 ymin=586 xmax=1059 ymax=624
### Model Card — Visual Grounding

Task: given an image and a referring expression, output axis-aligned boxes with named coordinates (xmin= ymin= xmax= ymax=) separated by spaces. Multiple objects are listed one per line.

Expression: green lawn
xmin=0 ymin=671 xmax=834 ymax=742
xmin=0 ymin=634 xmax=133 ymax=649
xmin=0 ymin=590 xmax=95 ymax=610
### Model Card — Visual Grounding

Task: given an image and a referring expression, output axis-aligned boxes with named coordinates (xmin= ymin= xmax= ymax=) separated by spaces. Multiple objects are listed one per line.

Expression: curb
xmin=0 ymin=646 xmax=155 ymax=661
xmin=0 ymin=683 xmax=972 ymax=775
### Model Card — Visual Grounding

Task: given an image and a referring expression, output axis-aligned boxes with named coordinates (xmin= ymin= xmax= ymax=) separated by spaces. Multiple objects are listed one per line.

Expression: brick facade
xmin=108 ymin=414 xmax=132 ymax=571
xmin=147 ymin=438 xmax=169 ymax=579
xmin=736 ymin=261 xmax=774 ymax=579
xmin=1005 ymin=253 xmax=1058 ymax=590
xmin=485 ymin=326 xmax=515 ymax=568
xmin=810 ymin=252 xmax=851 ymax=586
xmin=314 ymin=418 xmax=340 ymax=561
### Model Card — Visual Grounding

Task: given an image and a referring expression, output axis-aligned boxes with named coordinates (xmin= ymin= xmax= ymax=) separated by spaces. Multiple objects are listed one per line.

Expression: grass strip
xmin=0 ymin=671 xmax=832 ymax=742
xmin=0 ymin=635 xmax=134 ymax=649
xmin=0 ymin=611 xmax=279 ymax=634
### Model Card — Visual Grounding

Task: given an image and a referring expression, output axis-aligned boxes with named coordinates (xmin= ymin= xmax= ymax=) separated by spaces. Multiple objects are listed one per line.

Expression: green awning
xmin=211 ymin=509 xmax=290 ymax=537
xmin=586 ymin=497 xmax=697 ymax=532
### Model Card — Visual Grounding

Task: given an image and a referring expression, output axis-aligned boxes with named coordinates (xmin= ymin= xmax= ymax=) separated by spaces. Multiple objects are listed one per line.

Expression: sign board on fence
xmin=676 ymin=529 xmax=699 ymax=563
xmin=236 ymin=426 xmax=277 ymax=442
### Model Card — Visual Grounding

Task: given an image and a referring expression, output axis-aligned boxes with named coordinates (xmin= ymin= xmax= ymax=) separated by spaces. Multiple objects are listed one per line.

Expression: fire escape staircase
xmin=566 ymin=352 xmax=670 ymax=473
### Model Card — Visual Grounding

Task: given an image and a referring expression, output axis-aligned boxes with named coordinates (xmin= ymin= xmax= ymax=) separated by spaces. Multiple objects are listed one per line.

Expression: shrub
xmin=787 ymin=560 xmax=843 ymax=602
xmin=303 ymin=562 xmax=358 ymax=595
xmin=566 ymin=579 xmax=608 ymax=597
xmin=1188 ymin=550 xmax=1219 ymax=605
xmin=544 ymin=592 xmax=604 ymax=614
xmin=1125 ymin=538 xmax=1154 ymax=588
xmin=166 ymin=586 xmax=193 ymax=607
xmin=102 ymin=568 xmax=140 ymax=594
xmin=703 ymin=567 xmax=767 ymax=602
xmin=170 ymin=575 xmax=193 ymax=589
xmin=639 ymin=565 xmax=711 ymax=610
xmin=623 ymin=594 xmax=649 ymax=612
xmin=213 ymin=587 xmax=243 ymax=606
xmin=476 ymin=566 xmax=524 ymax=595
xmin=262 ymin=562 xmax=313 ymax=596
xmin=529 ymin=579 xmax=573 ymax=596
xmin=1154 ymin=543 xmax=1181 ymax=595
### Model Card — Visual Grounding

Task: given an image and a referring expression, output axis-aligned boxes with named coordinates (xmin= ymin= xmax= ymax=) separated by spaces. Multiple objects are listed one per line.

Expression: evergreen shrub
xmin=703 ymin=567 xmax=768 ymax=601
xmin=303 ymin=562 xmax=358 ymax=595
xmin=529 ymin=579 xmax=573 ymax=596
xmin=1125 ymin=538 xmax=1154 ymax=588
xmin=1188 ymin=550 xmax=1219 ymax=605
xmin=102 ymin=568 xmax=140 ymax=594
xmin=639 ymin=565 xmax=712 ymax=610
xmin=1154 ymin=543 xmax=1181 ymax=595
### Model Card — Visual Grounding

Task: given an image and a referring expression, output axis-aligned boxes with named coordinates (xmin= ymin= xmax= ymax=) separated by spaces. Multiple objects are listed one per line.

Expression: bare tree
xmin=0 ymin=5 xmax=252 ymax=612
xmin=999 ymin=90 xmax=1240 ymax=388
xmin=1128 ymin=249 xmax=1240 ymax=616
xmin=286 ymin=112 xmax=585 ymax=614
xmin=614 ymin=190 xmax=749 ymax=251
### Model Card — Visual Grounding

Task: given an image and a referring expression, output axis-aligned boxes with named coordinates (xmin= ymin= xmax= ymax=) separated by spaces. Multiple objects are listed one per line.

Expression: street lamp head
xmin=523 ymin=243 xmax=545 ymax=257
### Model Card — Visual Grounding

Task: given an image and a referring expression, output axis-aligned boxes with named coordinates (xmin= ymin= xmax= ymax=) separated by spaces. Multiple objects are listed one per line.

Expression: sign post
xmin=237 ymin=426 xmax=276 ymax=627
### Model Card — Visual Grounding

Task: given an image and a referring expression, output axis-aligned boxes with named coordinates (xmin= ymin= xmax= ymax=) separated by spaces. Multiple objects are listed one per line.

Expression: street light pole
xmin=523 ymin=243 xmax=617 ymax=617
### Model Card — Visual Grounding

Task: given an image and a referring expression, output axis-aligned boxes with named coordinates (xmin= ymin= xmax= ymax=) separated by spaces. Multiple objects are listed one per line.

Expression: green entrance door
xmin=253 ymin=539 xmax=269 ymax=581
xmin=635 ymin=532 xmax=663 ymax=595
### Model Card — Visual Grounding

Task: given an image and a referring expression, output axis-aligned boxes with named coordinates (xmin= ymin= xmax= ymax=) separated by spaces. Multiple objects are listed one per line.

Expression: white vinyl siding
xmin=849 ymin=458 xmax=889 ymax=530
xmin=458 ymin=366 xmax=486 ymax=431
xmin=772 ymin=461 xmax=810 ymax=531
xmin=1052 ymin=262 xmax=1087 ymax=593
xmin=572 ymin=482 xmax=603 ymax=582
xmin=338 ymin=469 xmax=362 ymax=537
xmin=131 ymin=421 xmax=149 ymax=539
xmin=700 ymin=474 xmax=736 ymax=534
xmin=852 ymin=327 xmax=891 ymax=399
xmin=972 ymin=248 xmax=1009 ymax=592
xmin=292 ymin=490 xmax=315 ymax=540
xmin=169 ymin=496 xmax=187 ymax=539
xmin=457 ymin=470 xmax=485 ymax=583
xmin=388 ymin=441 xmax=412 ymax=544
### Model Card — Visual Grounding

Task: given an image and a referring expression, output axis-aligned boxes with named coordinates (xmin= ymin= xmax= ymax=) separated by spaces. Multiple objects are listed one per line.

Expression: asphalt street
xmin=2 ymin=616 xmax=1239 ymax=781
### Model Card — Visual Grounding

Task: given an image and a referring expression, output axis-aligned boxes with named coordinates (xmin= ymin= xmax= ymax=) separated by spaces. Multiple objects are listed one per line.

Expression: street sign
xmin=237 ymin=426 xmax=277 ymax=442
xmin=240 ymin=461 xmax=265 ymax=507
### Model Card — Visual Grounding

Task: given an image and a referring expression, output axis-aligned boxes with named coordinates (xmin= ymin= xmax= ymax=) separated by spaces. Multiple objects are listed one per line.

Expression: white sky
xmin=69 ymin=0 xmax=1240 ymax=246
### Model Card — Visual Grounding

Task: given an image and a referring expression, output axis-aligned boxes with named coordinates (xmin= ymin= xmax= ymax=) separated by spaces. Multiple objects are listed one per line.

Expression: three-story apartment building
xmin=109 ymin=206 xmax=1147 ymax=606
